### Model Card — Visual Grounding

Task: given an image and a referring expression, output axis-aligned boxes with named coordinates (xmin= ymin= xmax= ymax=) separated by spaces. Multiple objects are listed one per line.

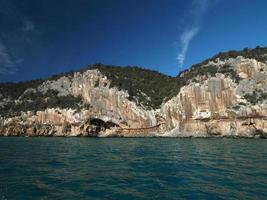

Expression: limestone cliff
xmin=161 ymin=54 xmax=267 ymax=137
xmin=0 ymin=47 xmax=266 ymax=137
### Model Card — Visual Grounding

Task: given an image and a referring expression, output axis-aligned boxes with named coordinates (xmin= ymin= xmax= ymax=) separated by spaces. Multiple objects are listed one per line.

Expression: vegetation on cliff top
xmin=0 ymin=89 xmax=85 ymax=117
xmin=0 ymin=79 xmax=43 ymax=100
xmin=0 ymin=64 xmax=182 ymax=113
xmin=177 ymin=46 xmax=267 ymax=83
xmin=90 ymin=64 xmax=181 ymax=109
xmin=191 ymin=46 xmax=267 ymax=69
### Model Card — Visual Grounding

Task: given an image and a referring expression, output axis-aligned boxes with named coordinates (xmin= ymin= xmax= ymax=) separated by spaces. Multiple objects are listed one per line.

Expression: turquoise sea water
xmin=0 ymin=138 xmax=266 ymax=200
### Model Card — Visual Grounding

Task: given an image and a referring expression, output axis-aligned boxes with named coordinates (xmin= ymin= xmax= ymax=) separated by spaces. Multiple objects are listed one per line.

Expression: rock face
xmin=162 ymin=56 xmax=267 ymax=137
xmin=38 ymin=69 xmax=157 ymax=128
xmin=0 ymin=47 xmax=266 ymax=137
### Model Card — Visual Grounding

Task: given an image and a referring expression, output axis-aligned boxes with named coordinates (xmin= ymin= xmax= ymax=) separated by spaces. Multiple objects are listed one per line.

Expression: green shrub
xmin=89 ymin=64 xmax=181 ymax=109
xmin=0 ymin=89 xmax=84 ymax=117
xmin=244 ymin=90 xmax=266 ymax=105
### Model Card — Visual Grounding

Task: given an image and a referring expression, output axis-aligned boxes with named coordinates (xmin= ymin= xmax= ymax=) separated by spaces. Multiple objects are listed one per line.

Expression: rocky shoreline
xmin=1 ymin=117 xmax=266 ymax=138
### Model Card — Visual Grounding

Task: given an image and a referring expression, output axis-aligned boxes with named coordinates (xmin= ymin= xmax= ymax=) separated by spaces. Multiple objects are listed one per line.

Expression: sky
xmin=0 ymin=0 xmax=267 ymax=82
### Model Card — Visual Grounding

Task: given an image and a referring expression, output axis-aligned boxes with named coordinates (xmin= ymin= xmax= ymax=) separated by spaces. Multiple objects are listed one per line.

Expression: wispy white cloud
xmin=0 ymin=1 xmax=36 ymax=76
xmin=0 ymin=41 xmax=19 ymax=74
xmin=176 ymin=27 xmax=199 ymax=67
xmin=176 ymin=0 xmax=218 ymax=69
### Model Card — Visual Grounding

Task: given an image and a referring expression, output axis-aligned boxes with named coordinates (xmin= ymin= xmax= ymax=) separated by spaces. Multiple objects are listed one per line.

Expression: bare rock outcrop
xmin=161 ymin=56 xmax=267 ymax=137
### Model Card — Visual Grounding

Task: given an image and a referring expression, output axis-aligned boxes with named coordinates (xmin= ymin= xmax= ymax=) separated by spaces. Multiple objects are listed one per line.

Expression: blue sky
xmin=0 ymin=0 xmax=267 ymax=82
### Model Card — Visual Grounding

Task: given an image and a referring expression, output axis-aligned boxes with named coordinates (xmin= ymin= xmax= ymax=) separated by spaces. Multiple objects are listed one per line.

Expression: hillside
xmin=0 ymin=64 xmax=182 ymax=118
xmin=0 ymin=46 xmax=266 ymax=137
xmin=179 ymin=46 xmax=267 ymax=80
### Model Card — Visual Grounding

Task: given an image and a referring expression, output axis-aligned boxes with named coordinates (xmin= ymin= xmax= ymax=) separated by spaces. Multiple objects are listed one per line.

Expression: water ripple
xmin=0 ymin=138 xmax=266 ymax=200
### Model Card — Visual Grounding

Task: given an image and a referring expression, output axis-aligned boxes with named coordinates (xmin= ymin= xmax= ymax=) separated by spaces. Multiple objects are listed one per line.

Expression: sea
xmin=0 ymin=137 xmax=266 ymax=200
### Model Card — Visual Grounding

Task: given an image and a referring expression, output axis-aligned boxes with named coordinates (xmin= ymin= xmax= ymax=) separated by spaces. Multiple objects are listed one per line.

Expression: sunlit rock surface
xmin=161 ymin=56 xmax=267 ymax=137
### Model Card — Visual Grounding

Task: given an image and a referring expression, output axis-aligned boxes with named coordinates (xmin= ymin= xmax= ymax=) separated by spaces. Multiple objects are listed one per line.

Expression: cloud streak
xmin=0 ymin=1 xmax=36 ymax=76
xmin=0 ymin=41 xmax=18 ymax=74
xmin=176 ymin=0 xmax=218 ymax=68
xmin=176 ymin=27 xmax=199 ymax=67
